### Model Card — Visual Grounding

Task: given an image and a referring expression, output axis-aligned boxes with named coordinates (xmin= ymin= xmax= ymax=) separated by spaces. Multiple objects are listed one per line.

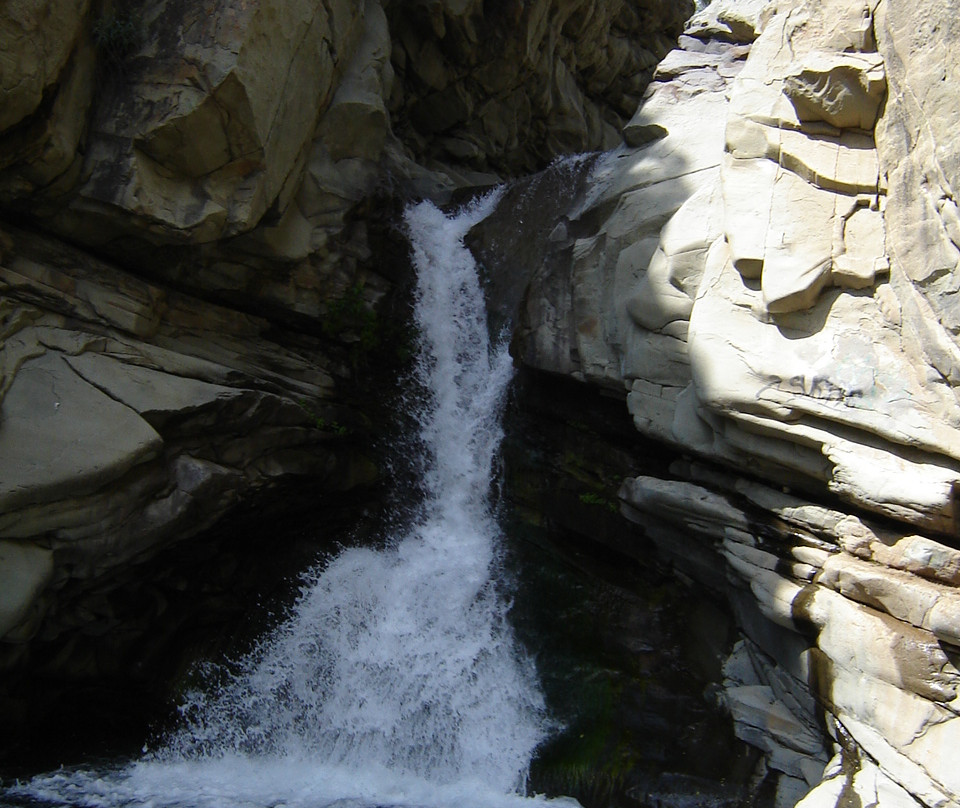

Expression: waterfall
xmin=9 ymin=193 xmax=562 ymax=808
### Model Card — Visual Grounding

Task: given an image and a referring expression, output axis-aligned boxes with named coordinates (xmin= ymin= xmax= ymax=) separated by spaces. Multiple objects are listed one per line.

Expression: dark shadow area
xmin=0 ymin=480 xmax=388 ymax=778
xmin=503 ymin=367 xmax=767 ymax=808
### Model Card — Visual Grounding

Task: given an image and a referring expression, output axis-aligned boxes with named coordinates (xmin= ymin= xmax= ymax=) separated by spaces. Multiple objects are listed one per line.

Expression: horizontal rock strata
xmin=486 ymin=0 xmax=960 ymax=805
xmin=0 ymin=223 xmax=378 ymax=646
xmin=3 ymin=0 xmax=960 ymax=805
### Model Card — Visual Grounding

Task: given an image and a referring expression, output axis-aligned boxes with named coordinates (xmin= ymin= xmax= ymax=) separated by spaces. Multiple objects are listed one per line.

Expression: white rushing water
xmin=8 ymin=194 xmax=567 ymax=808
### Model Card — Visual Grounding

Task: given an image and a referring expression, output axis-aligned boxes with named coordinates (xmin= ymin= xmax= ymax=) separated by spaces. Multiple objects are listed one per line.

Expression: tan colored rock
xmin=63 ymin=352 xmax=251 ymax=429
xmin=388 ymin=0 xmax=691 ymax=175
xmin=817 ymin=553 xmax=960 ymax=646
xmin=0 ymin=224 xmax=375 ymax=652
xmin=495 ymin=1 xmax=960 ymax=805
xmin=725 ymin=121 xmax=883 ymax=312
xmin=0 ymin=2 xmax=96 ymax=198
xmin=721 ymin=639 xmax=829 ymax=790
xmin=720 ymin=532 xmax=960 ymax=804
xmin=684 ymin=0 xmax=773 ymax=44
xmin=784 ymin=52 xmax=886 ymax=131
xmin=617 ymin=464 xmax=960 ymax=805
xmin=685 ymin=226 xmax=960 ymax=529
xmin=508 ymin=35 xmax=743 ymax=392
xmin=234 ymin=0 xmax=394 ymax=265
xmin=0 ymin=0 xmax=89 ymax=133
xmin=760 ymin=169 xmax=837 ymax=313
xmin=0 ymin=352 xmax=163 ymax=514
xmin=619 ymin=475 xmax=750 ymax=538
xmin=830 ymin=689 xmax=959 ymax=808
xmin=652 ymin=0 xmax=960 ymax=532
xmin=317 ymin=0 xmax=392 ymax=164
xmin=724 ymin=684 xmax=825 ymax=779
xmin=721 ymin=155 xmax=777 ymax=278
xmin=1 ymin=251 xmax=165 ymax=338
xmin=796 ymin=753 xmax=923 ymax=808
xmin=51 ymin=0 xmax=365 ymax=242
xmin=874 ymin=0 xmax=960 ymax=399
xmin=805 ymin=587 xmax=959 ymax=703
xmin=873 ymin=535 xmax=960 ymax=588
xmin=626 ymin=180 xmax=723 ymax=334
xmin=833 ymin=519 xmax=960 ymax=595
xmin=716 ymin=0 xmax=887 ymax=316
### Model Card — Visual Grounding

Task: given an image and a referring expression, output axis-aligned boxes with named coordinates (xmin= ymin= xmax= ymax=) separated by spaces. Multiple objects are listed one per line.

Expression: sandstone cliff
xmin=477 ymin=0 xmax=960 ymax=805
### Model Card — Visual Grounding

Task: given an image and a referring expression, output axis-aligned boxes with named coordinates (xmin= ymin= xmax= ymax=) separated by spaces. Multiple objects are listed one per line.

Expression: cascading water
xmin=6 ymin=194 xmax=568 ymax=808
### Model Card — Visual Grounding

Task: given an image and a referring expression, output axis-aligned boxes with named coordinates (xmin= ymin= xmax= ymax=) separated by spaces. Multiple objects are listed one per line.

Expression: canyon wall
xmin=0 ymin=0 xmax=689 ymax=761
xmin=483 ymin=0 xmax=960 ymax=805
xmin=3 ymin=0 xmax=960 ymax=806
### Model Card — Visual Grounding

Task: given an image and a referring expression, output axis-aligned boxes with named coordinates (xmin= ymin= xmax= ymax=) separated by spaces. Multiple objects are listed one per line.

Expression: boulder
xmin=0 ymin=0 xmax=89 ymax=133
xmin=386 ymin=0 xmax=693 ymax=175
xmin=0 ymin=0 xmax=96 ymax=198
xmin=0 ymin=351 xmax=162 ymax=513
xmin=468 ymin=1 xmax=960 ymax=805
xmin=496 ymin=0 xmax=960 ymax=780
xmin=508 ymin=32 xmax=746 ymax=392
xmin=796 ymin=752 xmax=923 ymax=808
xmin=874 ymin=0 xmax=960 ymax=388
xmin=42 ymin=0 xmax=366 ymax=243
xmin=0 ymin=542 xmax=54 ymax=641
xmin=684 ymin=0 xmax=773 ymax=44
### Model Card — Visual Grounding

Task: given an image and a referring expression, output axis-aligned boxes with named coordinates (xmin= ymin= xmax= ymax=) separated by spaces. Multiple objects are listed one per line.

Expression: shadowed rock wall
xmin=0 ymin=0 xmax=693 ymax=767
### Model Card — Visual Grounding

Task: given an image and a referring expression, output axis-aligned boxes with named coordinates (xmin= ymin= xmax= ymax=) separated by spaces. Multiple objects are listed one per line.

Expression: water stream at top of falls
xmin=4 ymin=194 xmax=572 ymax=808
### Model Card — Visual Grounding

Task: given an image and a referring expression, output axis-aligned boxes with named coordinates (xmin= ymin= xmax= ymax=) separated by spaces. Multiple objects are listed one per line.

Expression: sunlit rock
xmin=783 ymin=51 xmax=886 ymax=131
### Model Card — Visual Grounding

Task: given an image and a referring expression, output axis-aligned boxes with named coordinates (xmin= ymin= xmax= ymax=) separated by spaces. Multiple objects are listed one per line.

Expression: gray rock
xmin=0 ymin=352 xmax=162 ymax=514
xmin=0 ymin=541 xmax=54 ymax=641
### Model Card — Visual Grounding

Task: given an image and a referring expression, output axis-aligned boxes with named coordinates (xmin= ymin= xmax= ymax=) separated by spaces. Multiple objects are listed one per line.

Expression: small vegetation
xmin=529 ymin=674 xmax=647 ymax=807
xmin=92 ymin=3 xmax=141 ymax=67
xmin=577 ymin=491 xmax=618 ymax=513
xmin=322 ymin=282 xmax=380 ymax=354
xmin=321 ymin=281 xmax=417 ymax=370
xmin=297 ymin=400 xmax=349 ymax=436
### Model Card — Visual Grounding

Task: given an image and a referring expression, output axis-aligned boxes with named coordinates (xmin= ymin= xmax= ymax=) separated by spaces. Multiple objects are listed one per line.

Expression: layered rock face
xmin=490 ymin=0 xmax=960 ymax=805
xmin=385 ymin=0 xmax=690 ymax=174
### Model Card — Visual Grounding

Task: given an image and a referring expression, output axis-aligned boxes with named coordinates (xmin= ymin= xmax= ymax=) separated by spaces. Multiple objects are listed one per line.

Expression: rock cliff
xmin=3 ymin=0 xmax=959 ymax=806
xmin=475 ymin=0 xmax=960 ymax=805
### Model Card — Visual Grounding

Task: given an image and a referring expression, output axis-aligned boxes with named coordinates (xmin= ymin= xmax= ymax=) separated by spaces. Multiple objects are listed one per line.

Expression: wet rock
xmin=796 ymin=750 xmax=923 ymax=808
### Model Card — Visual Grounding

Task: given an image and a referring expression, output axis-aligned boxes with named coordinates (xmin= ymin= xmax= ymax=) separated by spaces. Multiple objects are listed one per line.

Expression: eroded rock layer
xmin=481 ymin=0 xmax=960 ymax=805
